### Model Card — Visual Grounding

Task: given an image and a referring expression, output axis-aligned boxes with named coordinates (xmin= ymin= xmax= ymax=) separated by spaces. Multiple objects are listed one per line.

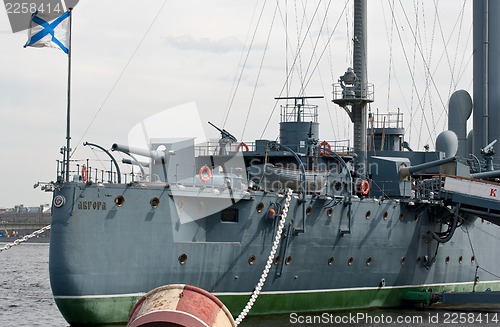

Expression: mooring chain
xmin=0 ymin=225 xmax=51 ymax=252
xmin=235 ymin=188 xmax=293 ymax=325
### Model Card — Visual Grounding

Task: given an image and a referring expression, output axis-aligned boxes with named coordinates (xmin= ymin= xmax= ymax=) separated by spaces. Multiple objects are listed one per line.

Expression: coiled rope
xmin=235 ymin=188 xmax=293 ymax=325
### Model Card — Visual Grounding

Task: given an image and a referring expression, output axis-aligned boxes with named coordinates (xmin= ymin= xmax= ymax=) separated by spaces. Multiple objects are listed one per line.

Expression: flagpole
xmin=65 ymin=8 xmax=73 ymax=182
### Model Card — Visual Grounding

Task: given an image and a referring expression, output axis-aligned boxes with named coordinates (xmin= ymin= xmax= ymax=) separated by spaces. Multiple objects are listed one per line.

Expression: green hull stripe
xmin=54 ymin=282 xmax=500 ymax=325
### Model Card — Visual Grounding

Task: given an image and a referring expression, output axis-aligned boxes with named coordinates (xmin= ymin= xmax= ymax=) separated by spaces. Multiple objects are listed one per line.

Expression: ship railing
xmin=332 ymin=82 xmax=374 ymax=103
xmin=370 ymin=108 xmax=403 ymax=129
xmin=466 ymin=156 xmax=500 ymax=173
xmin=195 ymin=141 xmax=257 ymax=156
xmin=194 ymin=140 xmax=352 ymax=156
xmin=316 ymin=139 xmax=352 ymax=155
xmin=280 ymin=104 xmax=318 ymax=123
xmin=56 ymin=159 xmax=135 ymax=185
xmin=412 ymin=175 xmax=445 ymax=199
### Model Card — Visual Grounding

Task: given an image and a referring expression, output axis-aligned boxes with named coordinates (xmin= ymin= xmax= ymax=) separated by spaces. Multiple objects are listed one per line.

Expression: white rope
xmin=0 ymin=225 xmax=51 ymax=252
xmin=235 ymin=188 xmax=293 ymax=325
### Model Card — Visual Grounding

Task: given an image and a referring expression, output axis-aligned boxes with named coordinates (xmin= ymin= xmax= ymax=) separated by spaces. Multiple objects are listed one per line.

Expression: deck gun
xmin=208 ymin=121 xmax=238 ymax=155
xmin=399 ymin=156 xmax=456 ymax=178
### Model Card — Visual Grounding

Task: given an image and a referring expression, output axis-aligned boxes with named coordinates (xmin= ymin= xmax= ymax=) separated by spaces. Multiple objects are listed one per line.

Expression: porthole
xmin=399 ymin=213 xmax=404 ymax=221
xmin=471 ymin=256 xmax=475 ymax=263
xmin=383 ymin=211 xmax=388 ymax=220
xmin=348 ymin=257 xmax=354 ymax=266
xmin=115 ymin=195 xmax=125 ymax=207
xmin=459 ymin=256 xmax=463 ymax=264
xmin=400 ymin=257 xmax=406 ymax=265
xmin=306 ymin=206 xmax=312 ymax=215
xmin=274 ymin=256 xmax=280 ymax=265
xmin=178 ymin=254 xmax=187 ymax=265
xmin=445 ymin=256 xmax=450 ymax=264
xmin=256 ymin=202 xmax=265 ymax=213
xmin=328 ymin=257 xmax=334 ymax=266
xmin=366 ymin=257 xmax=373 ymax=266
xmin=285 ymin=256 xmax=292 ymax=265
xmin=327 ymin=207 xmax=333 ymax=217
xmin=365 ymin=211 xmax=371 ymax=219
xmin=150 ymin=197 xmax=160 ymax=209
xmin=248 ymin=255 xmax=256 ymax=265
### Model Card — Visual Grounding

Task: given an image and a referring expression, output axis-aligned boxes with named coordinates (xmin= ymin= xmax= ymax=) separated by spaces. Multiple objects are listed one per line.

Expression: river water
xmin=1 ymin=243 xmax=500 ymax=326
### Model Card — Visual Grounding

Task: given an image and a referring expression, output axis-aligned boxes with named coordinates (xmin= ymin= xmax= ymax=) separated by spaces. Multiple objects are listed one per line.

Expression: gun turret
xmin=111 ymin=143 xmax=175 ymax=161
xmin=399 ymin=156 xmax=456 ymax=178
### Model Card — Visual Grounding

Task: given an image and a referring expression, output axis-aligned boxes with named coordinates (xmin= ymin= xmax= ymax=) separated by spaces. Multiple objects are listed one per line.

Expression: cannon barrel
xmin=122 ymin=158 xmax=150 ymax=168
xmin=471 ymin=169 xmax=500 ymax=179
xmin=400 ymin=156 xmax=456 ymax=178
xmin=112 ymin=143 xmax=166 ymax=160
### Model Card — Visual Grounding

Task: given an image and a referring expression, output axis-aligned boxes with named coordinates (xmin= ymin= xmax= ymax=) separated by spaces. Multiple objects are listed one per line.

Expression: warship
xmin=45 ymin=1 xmax=500 ymax=325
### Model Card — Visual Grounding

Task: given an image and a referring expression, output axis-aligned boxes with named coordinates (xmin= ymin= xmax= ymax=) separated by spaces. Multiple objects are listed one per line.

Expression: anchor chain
xmin=235 ymin=188 xmax=293 ymax=325
xmin=0 ymin=225 xmax=51 ymax=252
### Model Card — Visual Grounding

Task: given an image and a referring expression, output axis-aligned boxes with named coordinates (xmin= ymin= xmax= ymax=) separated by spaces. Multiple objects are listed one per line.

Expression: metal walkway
xmin=436 ymin=176 xmax=500 ymax=226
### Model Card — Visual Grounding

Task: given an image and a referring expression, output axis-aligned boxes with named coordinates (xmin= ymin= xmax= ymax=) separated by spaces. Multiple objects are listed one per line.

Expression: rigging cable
xmin=259 ymin=0 xmax=325 ymax=138
xmin=298 ymin=0 xmax=333 ymax=95
xmin=240 ymin=1 xmax=279 ymax=140
xmin=429 ymin=0 xmax=469 ymax=136
xmin=395 ymin=1 xmax=469 ymax=148
xmin=299 ymin=0 xmax=349 ymax=141
xmin=382 ymin=0 xmax=395 ymax=113
xmin=387 ymin=0 xmax=435 ymax=148
xmin=71 ymin=0 xmax=169 ymax=158
xmin=222 ymin=0 xmax=268 ymax=129
xmin=260 ymin=0 xmax=349 ymax=139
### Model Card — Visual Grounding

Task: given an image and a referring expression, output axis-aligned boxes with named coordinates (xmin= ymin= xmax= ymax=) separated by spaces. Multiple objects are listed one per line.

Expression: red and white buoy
xmin=128 ymin=284 xmax=236 ymax=327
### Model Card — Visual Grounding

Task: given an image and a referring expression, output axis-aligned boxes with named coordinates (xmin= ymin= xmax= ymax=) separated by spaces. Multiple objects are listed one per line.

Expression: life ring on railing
xmin=199 ymin=165 xmax=212 ymax=183
xmin=81 ymin=165 xmax=88 ymax=182
xmin=236 ymin=142 xmax=249 ymax=152
xmin=319 ymin=141 xmax=331 ymax=156
xmin=359 ymin=180 xmax=370 ymax=195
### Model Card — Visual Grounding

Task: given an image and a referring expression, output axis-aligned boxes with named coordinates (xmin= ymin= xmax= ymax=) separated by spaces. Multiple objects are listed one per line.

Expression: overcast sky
xmin=0 ymin=0 xmax=473 ymax=208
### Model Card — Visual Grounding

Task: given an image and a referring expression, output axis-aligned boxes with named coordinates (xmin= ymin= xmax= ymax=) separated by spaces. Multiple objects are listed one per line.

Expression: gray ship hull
xmin=49 ymin=181 xmax=500 ymax=325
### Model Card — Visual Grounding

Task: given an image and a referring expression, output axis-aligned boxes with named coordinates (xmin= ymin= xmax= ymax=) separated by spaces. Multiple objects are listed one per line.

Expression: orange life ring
xmin=199 ymin=165 xmax=212 ymax=183
xmin=359 ymin=180 xmax=370 ymax=195
xmin=319 ymin=141 xmax=331 ymax=156
xmin=82 ymin=165 xmax=88 ymax=182
xmin=236 ymin=142 xmax=249 ymax=152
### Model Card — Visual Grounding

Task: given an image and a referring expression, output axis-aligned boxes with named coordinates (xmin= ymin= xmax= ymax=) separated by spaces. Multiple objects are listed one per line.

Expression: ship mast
xmin=333 ymin=0 xmax=373 ymax=176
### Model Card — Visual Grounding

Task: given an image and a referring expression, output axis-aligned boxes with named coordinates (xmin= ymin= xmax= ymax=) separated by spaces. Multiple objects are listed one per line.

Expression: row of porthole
xmin=256 ymin=202 xmax=335 ymax=218
xmin=256 ymin=202 xmax=423 ymax=222
xmin=114 ymin=195 xmax=160 ymax=208
xmin=177 ymin=253 xmax=475 ymax=266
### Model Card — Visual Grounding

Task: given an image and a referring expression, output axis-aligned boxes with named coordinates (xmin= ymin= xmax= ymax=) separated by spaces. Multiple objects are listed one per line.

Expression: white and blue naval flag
xmin=24 ymin=11 xmax=70 ymax=54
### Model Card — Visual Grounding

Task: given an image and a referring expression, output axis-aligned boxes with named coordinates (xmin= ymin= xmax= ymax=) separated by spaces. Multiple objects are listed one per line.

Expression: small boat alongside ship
xmin=41 ymin=1 xmax=500 ymax=325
